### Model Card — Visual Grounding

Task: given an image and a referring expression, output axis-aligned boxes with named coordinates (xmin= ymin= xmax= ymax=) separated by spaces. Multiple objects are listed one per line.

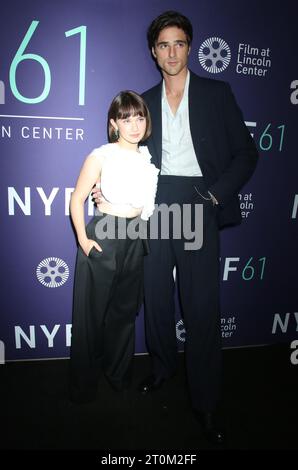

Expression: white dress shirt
xmin=161 ymin=70 xmax=202 ymax=176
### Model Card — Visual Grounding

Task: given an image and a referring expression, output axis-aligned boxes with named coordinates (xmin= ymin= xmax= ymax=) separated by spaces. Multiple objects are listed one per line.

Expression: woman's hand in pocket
xmin=79 ymin=238 xmax=102 ymax=257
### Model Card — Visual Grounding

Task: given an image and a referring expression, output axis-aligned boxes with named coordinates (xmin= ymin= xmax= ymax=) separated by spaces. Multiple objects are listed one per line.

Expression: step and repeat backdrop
xmin=0 ymin=0 xmax=297 ymax=361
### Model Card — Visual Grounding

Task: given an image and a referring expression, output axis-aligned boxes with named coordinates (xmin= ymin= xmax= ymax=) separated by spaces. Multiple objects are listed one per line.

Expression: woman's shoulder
xmin=138 ymin=145 xmax=153 ymax=161
xmin=89 ymin=143 xmax=115 ymax=158
xmin=138 ymin=146 xmax=159 ymax=173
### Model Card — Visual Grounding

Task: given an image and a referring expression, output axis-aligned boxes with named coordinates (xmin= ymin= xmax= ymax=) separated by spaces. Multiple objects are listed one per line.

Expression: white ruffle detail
xmin=91 ymin=143 xmax=159 ymax=220
xmin=140 ymin=164 xmax=160 ymax=221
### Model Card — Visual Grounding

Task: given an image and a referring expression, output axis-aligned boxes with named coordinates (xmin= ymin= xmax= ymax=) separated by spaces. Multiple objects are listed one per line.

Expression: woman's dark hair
xmin=147 ymin=10 xmax=193 ymax=50
xmin=108 ymin=90 xmax=152 ymax=143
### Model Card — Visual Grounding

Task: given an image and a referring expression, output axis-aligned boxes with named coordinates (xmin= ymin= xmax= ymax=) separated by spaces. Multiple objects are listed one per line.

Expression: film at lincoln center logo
xmin=198 ymin=37 xmax=231 ymax=73
xmin=36 ymin=257 xmax=69 ymax=288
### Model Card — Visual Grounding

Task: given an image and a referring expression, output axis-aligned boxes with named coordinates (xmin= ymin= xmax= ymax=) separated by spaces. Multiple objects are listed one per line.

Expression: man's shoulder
xmin=141 ymin=82 xmax=162 ymax=100
xmin=140 ymin=71 xmax=230 ymax=101
xmin=189 ymin=70 xmax=228 ymax=91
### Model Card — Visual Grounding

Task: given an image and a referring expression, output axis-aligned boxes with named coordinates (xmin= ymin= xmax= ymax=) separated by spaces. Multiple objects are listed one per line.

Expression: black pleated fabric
xmin=69 ymin=214 xmax=145 ymax=403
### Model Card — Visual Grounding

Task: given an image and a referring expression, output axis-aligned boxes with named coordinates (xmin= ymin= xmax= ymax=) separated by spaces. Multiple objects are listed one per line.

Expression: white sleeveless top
xmin=91 ymin=143 xmax=160 ymax=220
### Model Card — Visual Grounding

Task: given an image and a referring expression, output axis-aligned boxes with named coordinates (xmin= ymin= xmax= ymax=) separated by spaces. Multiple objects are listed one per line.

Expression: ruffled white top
xmin=91 ymin=143 xmax=160 ymax=221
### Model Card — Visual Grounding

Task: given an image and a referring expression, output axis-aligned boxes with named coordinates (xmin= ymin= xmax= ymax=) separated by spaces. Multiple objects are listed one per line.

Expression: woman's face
xmin=111 ymin=114 xmax=147 ymax=145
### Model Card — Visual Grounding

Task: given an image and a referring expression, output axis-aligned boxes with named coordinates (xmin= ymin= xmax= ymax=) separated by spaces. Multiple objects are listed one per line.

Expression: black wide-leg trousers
xmin=70 ymin=214 xmax=144 ymax=403
xmin=144 ymin=176 xmax=222 ymax=412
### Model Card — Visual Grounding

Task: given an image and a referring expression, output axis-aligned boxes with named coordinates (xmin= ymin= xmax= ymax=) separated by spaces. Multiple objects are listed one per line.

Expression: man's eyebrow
xmin=156 ymin=39 xmax=187 ymax=46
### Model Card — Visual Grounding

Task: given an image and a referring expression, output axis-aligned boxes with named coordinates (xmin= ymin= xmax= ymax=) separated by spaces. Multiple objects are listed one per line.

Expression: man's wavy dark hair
xmin=147 ymin=10 xmax=193 ymax=50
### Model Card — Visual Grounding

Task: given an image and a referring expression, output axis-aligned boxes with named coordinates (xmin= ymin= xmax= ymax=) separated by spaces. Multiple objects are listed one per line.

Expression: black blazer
xmin=142 ymin=70 xmax=258 ymax=228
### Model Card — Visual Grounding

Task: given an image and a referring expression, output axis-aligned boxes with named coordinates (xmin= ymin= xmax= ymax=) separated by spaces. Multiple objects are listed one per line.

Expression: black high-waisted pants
xmin=69 ymin=213 xmax=145 ymax=403
xmin=143 ymin=176 xmax=222 ymax=412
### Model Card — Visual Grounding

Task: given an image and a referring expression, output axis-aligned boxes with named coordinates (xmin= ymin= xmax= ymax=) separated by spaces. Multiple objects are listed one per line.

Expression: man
xmin=137 ymin=11 xmax=258 ymax=445
xmin=93 ymin=10 xmax=258 ymax=445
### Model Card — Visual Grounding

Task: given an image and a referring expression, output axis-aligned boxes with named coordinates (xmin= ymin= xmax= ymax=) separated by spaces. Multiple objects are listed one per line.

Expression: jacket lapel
xmin=188 ymin=70 xmax=206 ymax=166
xmin=149 ymin=82 xmax=163 ymax=168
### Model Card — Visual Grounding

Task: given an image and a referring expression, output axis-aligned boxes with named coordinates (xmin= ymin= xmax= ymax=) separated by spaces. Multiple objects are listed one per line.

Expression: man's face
xmin=152 ymin=26 xmax=190 ymax=77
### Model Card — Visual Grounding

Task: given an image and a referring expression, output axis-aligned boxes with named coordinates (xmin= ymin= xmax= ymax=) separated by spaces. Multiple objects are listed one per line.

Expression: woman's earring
xmin=114 ymin=128 xmax=119 ymax=140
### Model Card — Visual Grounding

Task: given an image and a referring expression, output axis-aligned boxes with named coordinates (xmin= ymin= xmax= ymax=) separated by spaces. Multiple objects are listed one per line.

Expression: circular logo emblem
xmin=198 ymin=37 xmax=231 ymax=73
xmin=176 ymin=319 xmax=186 ymax=343
xmin=36 ymin=257 xmax=69 ymax=288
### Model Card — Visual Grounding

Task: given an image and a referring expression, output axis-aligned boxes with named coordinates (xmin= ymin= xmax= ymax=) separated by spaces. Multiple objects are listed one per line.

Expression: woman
xmin=69 ymin=91 xmax=159 ymax=403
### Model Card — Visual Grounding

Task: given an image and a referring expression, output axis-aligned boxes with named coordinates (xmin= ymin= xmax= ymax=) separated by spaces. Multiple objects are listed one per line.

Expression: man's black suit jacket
xmin=142 ymin=70 xmax=258 ymax=229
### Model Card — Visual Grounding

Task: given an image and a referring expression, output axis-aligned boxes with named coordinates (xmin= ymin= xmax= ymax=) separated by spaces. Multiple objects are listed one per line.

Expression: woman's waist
xmin=97 ymin=201 xmax=142 ymax=218
xmin=101 ymin=178 xmax=147 ymax=206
